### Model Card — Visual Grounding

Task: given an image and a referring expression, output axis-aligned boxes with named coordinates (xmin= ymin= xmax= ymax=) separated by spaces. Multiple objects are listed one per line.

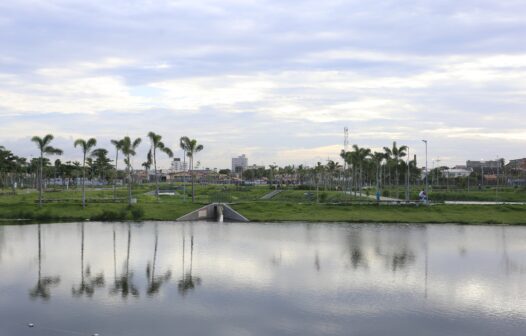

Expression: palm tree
xmin=371 ymin=152 xmax=386 ymax=191
xmin=352 ymin=145 xmax=371 ymax=196
xmin=383 ymin=141 xmax=407 ymax=199
xmin=121 ymin=136 xmax=142 ymax=206
xmin=142 ymin=150 xmax=152 ymax=172
xmin=110 ymin=139 xmax=124 ymax=201
xmin=31 ymin=135 xmax=63 ymax=207
xmin=147 ymin=132 xmax=174 ymax=200
xmin=179 ymin=137 xmax=204 ymax=202
xmin=74 ymin=138 xmax=97 ymax=208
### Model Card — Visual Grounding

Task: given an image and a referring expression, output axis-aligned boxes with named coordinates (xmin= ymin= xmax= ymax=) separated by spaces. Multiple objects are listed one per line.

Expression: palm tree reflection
xmin=146 ymin=224 xmax=171 ymax=296
xmin=72 ymin=223 xmax=105 ymax=297
xmin=178 ymin=233 xmax=201 ymax=296
xmin=111 ymin=223 xmax=139 ymax=298
xmin=29 ymin=225 xmax=60 ymax=300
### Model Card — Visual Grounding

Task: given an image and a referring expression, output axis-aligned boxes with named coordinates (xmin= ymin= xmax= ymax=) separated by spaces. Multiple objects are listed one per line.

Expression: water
xmin=1 ymin=221 xmax=525 ymax=336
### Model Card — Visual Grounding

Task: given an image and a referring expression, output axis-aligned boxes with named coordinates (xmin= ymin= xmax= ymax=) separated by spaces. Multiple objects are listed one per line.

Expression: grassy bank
xmin=2 ymin=201 xmax=526 ymax=225
xmin=231 ymin=202 xmax=526 ymax=224
xmin=2 ymin=184 xmax=526 ymax=225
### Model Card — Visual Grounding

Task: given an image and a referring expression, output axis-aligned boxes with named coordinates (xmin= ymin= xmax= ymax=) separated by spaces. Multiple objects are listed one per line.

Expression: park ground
xmin=1 ymin=184 xmax=526 ymax=224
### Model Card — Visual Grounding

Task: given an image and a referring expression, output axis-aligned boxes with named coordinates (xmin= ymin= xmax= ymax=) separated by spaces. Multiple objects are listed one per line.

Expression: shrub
xmin=130 ymin=206 xmax=145 ymax=220
xmin=93 ymin=209 xmax=127 ymax=221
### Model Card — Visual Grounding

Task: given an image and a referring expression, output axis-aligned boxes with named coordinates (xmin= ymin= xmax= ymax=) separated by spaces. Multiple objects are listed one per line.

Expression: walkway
xmin=444 ymin=201 xmax=526 ymax=205
xmin=260 ymin=190 xmax=283 ymax=200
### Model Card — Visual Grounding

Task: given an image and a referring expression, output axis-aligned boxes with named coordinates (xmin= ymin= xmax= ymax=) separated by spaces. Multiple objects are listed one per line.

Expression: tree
xmin=91 ymin=148 xmax=113 ymax=182
xmin=110 ymin=139 xmax=125 ymax=200
xmin=31 ymin=135 xmax=63 ymax=207
xmin=371 ymin=152 xmax=386 ymax=191
xmin=121 ymin=136 xmax=142 ymax=206
xmin=383 ymin=141 xmax=407 ymax=199
xmin=74 ymin=138 xmax=97 ymax=208
xmin=179 ymin=137 xmax=204 ymax=202
xmin=147 ymin=132 xmax=174 ymax=200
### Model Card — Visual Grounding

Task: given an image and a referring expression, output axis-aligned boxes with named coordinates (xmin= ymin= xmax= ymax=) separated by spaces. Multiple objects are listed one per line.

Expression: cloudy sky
xmin=1 ymin=0 xmax=526 ymax=169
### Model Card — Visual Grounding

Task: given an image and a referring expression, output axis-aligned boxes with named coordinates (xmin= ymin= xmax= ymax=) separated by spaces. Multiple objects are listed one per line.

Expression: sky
xmin=1 ymin=0 xmax=526 ymax=170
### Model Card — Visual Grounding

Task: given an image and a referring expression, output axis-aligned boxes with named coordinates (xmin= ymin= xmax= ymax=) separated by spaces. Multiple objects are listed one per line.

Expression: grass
xmin=232 ymin=202 xmax=526 ymax=224
xmin=2 ymin=184 xmax=526 ymax=224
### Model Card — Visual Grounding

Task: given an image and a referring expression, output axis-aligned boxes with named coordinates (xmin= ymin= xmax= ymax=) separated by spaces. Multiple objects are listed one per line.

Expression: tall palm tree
xmin=352 ymin=145 xmax=371 ymax=196
xmin=383 ymin=141 xmax=407 ymax=199
xmin=31 ymin=135 xmax=63 ymax=207
xmin=180 ymin=137 xmax=204 ymax=202
xmin=110 ymin=139 xmax=124 ymax=201
xmin=121 ymin=136 xmax=142 ymax=206
xmin=371 ymin=152 xmax=386 ymax=191
xmin=147 ymin=132 xmax=174 ymax=200
xmin=74 ymin=138 xmax=97 ymax=208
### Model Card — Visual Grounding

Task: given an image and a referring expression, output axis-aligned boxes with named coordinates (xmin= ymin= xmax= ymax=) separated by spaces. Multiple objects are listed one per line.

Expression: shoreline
xmin=1 ymin=202 xmax=526 ymax=225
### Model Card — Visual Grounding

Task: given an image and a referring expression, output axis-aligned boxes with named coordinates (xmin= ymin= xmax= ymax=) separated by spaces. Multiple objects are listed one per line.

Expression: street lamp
xmin=422 ymin=140 xmax=428 ymax=202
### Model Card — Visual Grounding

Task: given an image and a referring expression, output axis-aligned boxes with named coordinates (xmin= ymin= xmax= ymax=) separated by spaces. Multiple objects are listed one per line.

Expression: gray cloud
xmin=1 ymin=0 xmax=526 ymax=168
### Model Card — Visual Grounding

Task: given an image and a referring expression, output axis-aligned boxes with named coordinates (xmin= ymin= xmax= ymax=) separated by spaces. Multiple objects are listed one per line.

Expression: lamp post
xmin=422 ymin=140 xmax=428 ymax=201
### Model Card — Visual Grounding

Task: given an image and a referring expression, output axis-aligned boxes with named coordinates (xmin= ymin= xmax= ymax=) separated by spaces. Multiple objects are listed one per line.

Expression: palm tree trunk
xmin=127 ymin=157 xmax=132 ymax=206
xmin=39 ymin=152 xmax=43 ymax=207
xmin=154 ymin=149 xmax=159 ymax=200
xmin=113 ymin=151 xmax=118 ymax=201
xmin=191 ymin=157 xmax=195 ymax=202
xmin=82 ymin=154 xmax=86 ymax=208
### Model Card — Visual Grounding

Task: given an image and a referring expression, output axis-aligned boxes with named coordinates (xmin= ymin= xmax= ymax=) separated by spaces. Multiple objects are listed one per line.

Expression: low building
xmin=466 ymin=160 xmax=503 ymax=170
xmin=444 ymin=168 xmax=472 ymax=178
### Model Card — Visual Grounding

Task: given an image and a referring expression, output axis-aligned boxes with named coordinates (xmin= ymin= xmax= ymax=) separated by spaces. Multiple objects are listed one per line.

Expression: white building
xmin=232 ymin=154 xmax=248 ymax=173
xmin=444 ymin=168 xmax=472 ymax=178
xmin=170 ymin=157 xmax=188 ymax=172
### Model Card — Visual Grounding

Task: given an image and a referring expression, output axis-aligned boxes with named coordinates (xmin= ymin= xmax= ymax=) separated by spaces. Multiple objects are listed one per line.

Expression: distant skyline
xmin=1 ymin=1 xmax=526 ymax=169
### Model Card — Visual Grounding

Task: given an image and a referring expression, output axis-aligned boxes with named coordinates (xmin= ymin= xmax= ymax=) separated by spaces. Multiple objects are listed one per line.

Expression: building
xmin=466 ymin=159 xmax=504 ymax=172
xmin=170 ymin=157 xmax=188 ymax=172
xmin=232 ymin=154 xmax=248 ymax=173
xmin=507 ymin=158 xmax=526 ymax=171
xmin=444 ymin=167 xmax=472 ymax=178
xmin=246 ymin=164 xmax=265 ymax=170
xmin=466 ymin=160 xmax=503 ymax=170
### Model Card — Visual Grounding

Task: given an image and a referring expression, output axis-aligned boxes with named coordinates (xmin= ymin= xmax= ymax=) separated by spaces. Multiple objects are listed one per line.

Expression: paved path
xmin=445 ymin=201 xmax=526 ymax=205
xmin=261 ymin=190 xmax=283 ymax=200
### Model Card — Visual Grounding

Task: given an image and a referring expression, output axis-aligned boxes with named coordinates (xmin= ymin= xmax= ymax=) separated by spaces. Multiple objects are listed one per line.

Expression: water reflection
xmin=146 ymin=224 xmax=172 ymax=296
xmin=72 ymin=223 xmax=105 ymax=297
xmin=29 ymin=225 xmax=60 ymax=300
xmin=110 ymin=223 xmax=139 ymax=298
xmin=0 ymin=222 xmax=524 ymax=336
xmin=178 ymin=232 xmax=201 ymax=296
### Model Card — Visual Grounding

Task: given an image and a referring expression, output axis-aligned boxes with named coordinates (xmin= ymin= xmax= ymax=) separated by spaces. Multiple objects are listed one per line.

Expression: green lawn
xmin=232 ymin=202 xmax=526 ymax=224
xmin=2 ymin=184 xmax=526 ymax=224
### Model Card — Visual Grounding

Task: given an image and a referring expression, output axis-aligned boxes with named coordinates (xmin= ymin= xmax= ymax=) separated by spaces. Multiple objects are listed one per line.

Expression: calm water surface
xmin=1 ymin=221 xmax=525 ymax=336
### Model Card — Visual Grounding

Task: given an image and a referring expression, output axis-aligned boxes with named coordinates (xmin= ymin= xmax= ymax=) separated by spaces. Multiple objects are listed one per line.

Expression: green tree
xmin=147 ymin=132 xmax=174 ymax=200
xmin=383 ymin=141 xmax=407 ymax=199
xmin=121 ymin=136 xmax=142 ymax=205
xmin=110 ymin=139 xmax=124 ymax=200
xmin=31 ymin=135 xmax=63 ymax=207
xmin=74 ymin=138 xmax=97 ymax=208
xmin=179 ymin=137 xmax=204 ymax=202
xmin=91 ymin=148 xmax=113 ymax=182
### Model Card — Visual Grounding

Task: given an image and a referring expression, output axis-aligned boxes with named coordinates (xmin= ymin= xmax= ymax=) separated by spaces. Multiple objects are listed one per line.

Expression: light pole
xmin=422 ymin=140 xmax=428 ymax=202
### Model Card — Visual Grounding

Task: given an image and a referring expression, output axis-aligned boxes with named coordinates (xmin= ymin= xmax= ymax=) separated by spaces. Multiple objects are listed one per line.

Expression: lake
xmin=1 ymin=221 xmax=525 ymax=336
